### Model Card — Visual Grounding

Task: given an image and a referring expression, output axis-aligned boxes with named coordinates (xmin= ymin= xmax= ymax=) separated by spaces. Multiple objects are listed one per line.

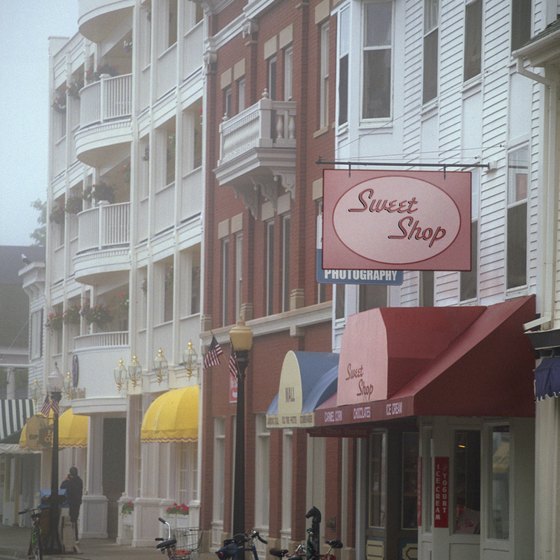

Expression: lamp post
xmin=45 ymin=366 xmax=63 ymax=555
xmin=154 ymin=348 xmax=169 ymax=384
xmin=229 ymin=319 xmax=253 ymax=541
xmin=183 ymin=340 xmax=198 ymax=378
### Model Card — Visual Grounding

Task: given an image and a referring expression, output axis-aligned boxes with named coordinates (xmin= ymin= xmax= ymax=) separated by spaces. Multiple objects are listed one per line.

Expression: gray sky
xmin=0 ymin=1 xmax=79 ymax=246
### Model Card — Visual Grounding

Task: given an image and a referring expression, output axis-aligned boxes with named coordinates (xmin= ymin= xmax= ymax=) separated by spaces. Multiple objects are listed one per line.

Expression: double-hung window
xmin=362 ymin=1 xmax=393 ymax=119
xmin=506 ymin=145 xmax=529 ymax=289
xmin=423 ymin=0 xmax=439 ymax=103
xmin=511 ymin=0 xmax=531 ymax=51
xmin=338 ymin=7 xmax=349 ymax=125
xmin=464 ymin=0 xmax=482 ymax=82
xmin=319 ymin=22 xmax=330 ymax=129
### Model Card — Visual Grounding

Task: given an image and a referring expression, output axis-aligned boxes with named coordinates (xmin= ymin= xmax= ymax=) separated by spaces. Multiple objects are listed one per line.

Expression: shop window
xmin=255 ymin=415 xmax=270 ymax=530
xmin=420 ymin=271 xmax=434 ymax=306
xmin=507 ymin=145 xmax=528 ymax=289
xmin=511 ymin=0 xmax=531 ymax=51
xmin=368 ymin=432 xmax=387 ymax=528
xmin=402 ymin=432 xmax=419 ymax=529
xmin=454 ymin=430 xmax=481 ymax=534
xmin=423 ymin=0 xmax=439 ymax=103
xmin=178 ymin=441 xmax=198 ymax=503
xmin=464 ymin=0 xmax=482 ymax=82
xmin=362 ymin=1 xmax=393 ymax=119
xmin=487 ymin=426 xmax=510 ymax=539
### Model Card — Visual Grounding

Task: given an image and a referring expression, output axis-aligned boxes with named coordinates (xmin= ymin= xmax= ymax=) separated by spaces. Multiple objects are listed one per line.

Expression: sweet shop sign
xmin=322 ymin=170 xmax=471 ymax=271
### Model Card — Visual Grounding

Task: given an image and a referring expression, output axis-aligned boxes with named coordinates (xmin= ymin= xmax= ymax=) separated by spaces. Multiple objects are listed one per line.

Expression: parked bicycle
xmin=270 ymin=538 xmax=343 ymax=560
xmin=215 ymin=529 xmax=268 ymax=560
xmin=18 ymin=507 xmax=44 ymax=560
xmin=155 ymin=517 xmax=201 ymax=560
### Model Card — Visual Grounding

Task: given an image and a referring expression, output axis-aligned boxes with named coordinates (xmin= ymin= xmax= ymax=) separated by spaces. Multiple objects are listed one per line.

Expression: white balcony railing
xmin=74 ymin=331 xmax=129 ymax=350
xmin=218 ymin=97 xmax=296 ymax=164
xmin=77 ymin=202 xmax=130 ymax=253
xmin=80 ymin=74 xmax=132 ymax=127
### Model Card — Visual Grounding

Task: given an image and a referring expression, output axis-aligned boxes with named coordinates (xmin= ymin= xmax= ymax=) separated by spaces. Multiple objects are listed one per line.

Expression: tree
xmin=30 ymin=199 xmax=46 ymax=246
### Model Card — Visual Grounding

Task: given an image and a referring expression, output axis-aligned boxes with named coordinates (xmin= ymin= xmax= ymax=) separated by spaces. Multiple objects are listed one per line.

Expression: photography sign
xmin=322 ymin=170 xmax=471 ymax=271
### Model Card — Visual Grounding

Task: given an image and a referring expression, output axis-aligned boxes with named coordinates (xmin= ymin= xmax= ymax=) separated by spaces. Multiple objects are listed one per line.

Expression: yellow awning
xmin=59 ymin=408 xmax=89 ymax=448
xmin=141 ymin=386 xmax=199 ymax=443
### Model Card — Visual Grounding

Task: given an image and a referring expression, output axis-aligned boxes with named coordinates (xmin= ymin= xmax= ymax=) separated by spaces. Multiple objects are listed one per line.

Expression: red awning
xmin=311 ymin=296 xmax=536 ymax=436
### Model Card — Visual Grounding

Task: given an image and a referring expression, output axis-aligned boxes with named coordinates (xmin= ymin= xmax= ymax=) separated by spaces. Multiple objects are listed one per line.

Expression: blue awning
xmin=535 ymin=358 xmax=560 ymax=401
xmin=266 ymin=351 xmax=339 ymax=428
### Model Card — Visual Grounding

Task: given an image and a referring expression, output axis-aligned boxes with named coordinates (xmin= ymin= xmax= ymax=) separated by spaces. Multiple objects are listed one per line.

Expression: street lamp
xmin=229 ymin=319 xmax=253 ymax=541
xmin=153 ymin=348 xmax=169 ymax=384
xmin=45 ymin=365 xmax=63 ymax=555
xmin=128 ymin=355 xmax=142 ymax=387
xmin=114 ymin=358 xmax=127 ymax=392
xmin=183 ymin=340 xmax=198 ymax=378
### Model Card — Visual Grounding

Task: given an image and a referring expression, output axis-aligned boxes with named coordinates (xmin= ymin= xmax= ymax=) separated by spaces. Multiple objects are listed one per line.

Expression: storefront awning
xmin=311 ymin=296 xmax=536 ymax=435
xmin=534 ymin=358 xmax=560 ymax=400
xmin=59 ymin=408 xmax=89 ymax=448
xmin=0 ymin=399 xmax=34 ymax=443
xmin=266 ymin=351 xmax=339 ymax=428
xmin=141 ymin=386 xmax=199 ymax=443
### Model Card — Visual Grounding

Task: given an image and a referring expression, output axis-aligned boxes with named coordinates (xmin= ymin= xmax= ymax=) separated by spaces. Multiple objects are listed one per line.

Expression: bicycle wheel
xmin=30 ymin=526 xmax=43 ymax=560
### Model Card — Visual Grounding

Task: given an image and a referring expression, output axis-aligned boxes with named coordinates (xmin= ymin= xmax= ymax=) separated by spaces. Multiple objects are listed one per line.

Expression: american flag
xmin=228 ymin=352 xmax=238 ymax=380
xmin=203 ymin=335 xmax=223 ymax=369
xmin=40 ymin=396 xmax=51 ymax=416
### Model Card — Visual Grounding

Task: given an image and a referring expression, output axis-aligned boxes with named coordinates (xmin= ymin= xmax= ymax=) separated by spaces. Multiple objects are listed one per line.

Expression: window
xmin=163 ymin=261 xmax=174 ymax=322
xmin=319 ymin=22 xmax=330 ymax=129
xmin=30 ymin=310 xmax=43 ymax=360
xmin=511 ymin=0 xmax=531 ymax=51
xmin=140 ymin=137 xmax=150 ymax=198
xmin=223 ymin=86 xmax=232 ymax=118
xmin=454 ymin=430 xmax=481 ymax=534
xmin=507 ymin=145 xmax=528 ymax=289
xmin=402 ymin=433 xmax=419 ymax=529
xmin=281 ymin=215 xmax=291 ymax=312
xmin=167 ymin=0 xmax=178 ymax=49
xmin=460 ymin=221 xmax=478 ymax=300
xmin=268 ymin=56 xmax=278 ymax=100
xmin=265 ymin=221 xmax=275 ymax=315
xmin=235 ymin=234 xmax=243 ymax=320
xmin=368 ymin=432 xmax=387 ymax=528
xmin=284 ymin=47 xmax=293 ymax=101
xmin=237 ymin=78 xmax=246 ymax=112
xmin=221 ymin=239 xmax=230 ymax=324
xmin=166 ymin=127 xmax=176 ymax=186
xmin=191 ymin=255 xmax=201 ymax=315
xmin=255 ymin=415 xmax=270 ymax=529
xmin=487 ymin=426 xmax=510 ymax=539
xmin=335 ymin=284 xmax=345 ymax=319
xmin=464 ymin=0 xmax=482 ymax=81
xmin=420 ymin=271 xmax=434 ymax=306
xmin=183 ymin=103 xmax=202 ymax=171
xmin=338 ymin=8 xmax=349 ymax=125
xmin=359 ymin=285 xmax=387 ymax=311
xmin=213 ymin=418 xmax=225 ymax=526
xmin=423 ymin=0 xmax=439 ymax=103
xmin=178 ymin=442 xmax=198 ymax=504
xmin=281 ymin=430 xmax=293 ymax=534
xmin=184 ymin=0 xmax=203 ymax=32
xmin=141 ymin=1 xmax=152 ymax=67
xmin=362 ymin=1 xmax=392 ymax=119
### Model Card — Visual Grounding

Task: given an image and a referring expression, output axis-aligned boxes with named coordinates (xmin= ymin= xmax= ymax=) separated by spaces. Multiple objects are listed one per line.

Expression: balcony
xmin=75 ymin=74 xmax=133 ymax=166
xmin=74 ymin=202 xmax=130 ymax=284
xmin=214 ymin=93 xmax=297 ymax=217
xmin=78 ymin=0 xmax=134 ymax=42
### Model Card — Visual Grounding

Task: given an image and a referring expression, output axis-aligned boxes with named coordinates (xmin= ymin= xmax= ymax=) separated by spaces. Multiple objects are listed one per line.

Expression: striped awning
xmin=0 ymin=399 xmax=34 ymax=443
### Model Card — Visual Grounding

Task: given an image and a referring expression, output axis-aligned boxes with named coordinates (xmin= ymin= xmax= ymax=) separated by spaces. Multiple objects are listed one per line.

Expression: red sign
xmin=322 ymin=170 xmax=471 ymax=270
xmin=434 ymin=457 xmax=449 ymax=528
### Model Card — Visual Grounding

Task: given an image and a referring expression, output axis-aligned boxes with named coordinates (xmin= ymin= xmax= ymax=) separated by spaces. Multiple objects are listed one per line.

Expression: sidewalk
xmin=0 ymin=525 xmax=156 ymax=560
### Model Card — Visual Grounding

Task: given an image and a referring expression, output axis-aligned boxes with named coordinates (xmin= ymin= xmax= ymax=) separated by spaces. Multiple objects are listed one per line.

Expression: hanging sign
xmin=322 ymin=170 xmax=471 ymax=271
xmin=434 ymin=456 xmax=450 ymax=528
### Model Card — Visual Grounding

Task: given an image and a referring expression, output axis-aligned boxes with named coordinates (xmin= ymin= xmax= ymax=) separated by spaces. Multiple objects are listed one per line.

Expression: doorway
xmin=103 ymin=417 xmax=126 ymax=539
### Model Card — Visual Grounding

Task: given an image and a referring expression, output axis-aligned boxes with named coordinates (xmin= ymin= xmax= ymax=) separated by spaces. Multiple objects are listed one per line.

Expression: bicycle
xmin=270 ymin=538 xmax=343 ymax=560
xmin=215 ymin=529 xmax=268 ymax=560
xmin=155 ymin=517 xmax=202 ymax=560
xmin=18 ymin=507 xmax=44 ymax=560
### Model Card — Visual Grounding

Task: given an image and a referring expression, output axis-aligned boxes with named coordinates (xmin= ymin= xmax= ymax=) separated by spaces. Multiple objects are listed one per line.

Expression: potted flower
xmin=45 ymin=310 xmax=64 ymax=331
xmin=166 ymin=502 xmax=189 ymax=529
xmin=80 ymin=303 xmax=113 ymax=327
xmin=63 ymin=304 xmax=81 ymax=325
xmin=121 ymin=500 xmax=134 ymax=516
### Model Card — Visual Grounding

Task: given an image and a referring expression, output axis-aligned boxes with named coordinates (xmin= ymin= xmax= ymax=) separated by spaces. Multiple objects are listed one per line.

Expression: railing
xmin=219 ymin=97 xmax=296 ymax=164
xmin=80 ymin=74 xmax=132 ymax=127
xmin=74 ymin=331 xmax=129 ymax=350
xmin=77 ymin=202 xmax=130 ymax=253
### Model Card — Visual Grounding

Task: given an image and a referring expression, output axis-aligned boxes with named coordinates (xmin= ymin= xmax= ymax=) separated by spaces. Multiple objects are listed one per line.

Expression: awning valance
xmin=311 ymin=296 xmax=536 ymax=435
xmin=141 ymin=386 xmax=199 ymax=443
xmin=0 ymin=399 xmax=34 ymax=443
xmin=266 ymin=351 xmax=339 ymax=428
xmin=59 ymin=408 xmax=89 ymax=448
xmin=534 ymin=358 xmax=560 ymax=400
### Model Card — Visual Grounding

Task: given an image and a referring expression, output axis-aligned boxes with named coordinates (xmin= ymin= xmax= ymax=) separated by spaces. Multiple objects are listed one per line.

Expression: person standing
xmin=60 ymin=466 xmax=83 ymax=542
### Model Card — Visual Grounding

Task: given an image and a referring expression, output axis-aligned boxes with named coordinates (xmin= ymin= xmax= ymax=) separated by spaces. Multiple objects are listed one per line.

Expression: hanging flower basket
xmin=80 ymin=303 xmax=113 ymax=326
xmin=65 ymin=195 xmax=83 ymax=214
xmin=83 ymin=182 xmax=115 ymax=204
xmin=63 ymin=304 xmax=81 ymax=325
xmin=46 ymin=310 xmax=64 ymax=331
